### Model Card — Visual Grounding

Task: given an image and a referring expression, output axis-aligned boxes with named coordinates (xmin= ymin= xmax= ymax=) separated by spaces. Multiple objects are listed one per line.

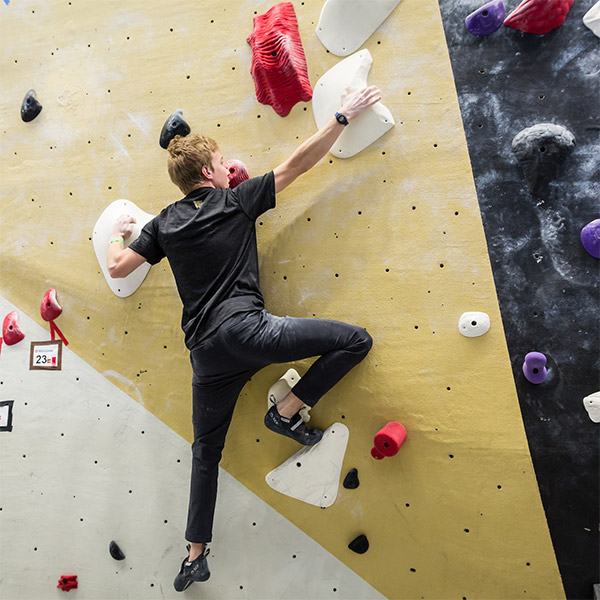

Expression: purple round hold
xmin=523 ymin=352 xmax=548 ymax=384
xmin=581 ymin=219 xmax=600 ymax=258
xmin=465 ymin=0 xmax=505 ymax=36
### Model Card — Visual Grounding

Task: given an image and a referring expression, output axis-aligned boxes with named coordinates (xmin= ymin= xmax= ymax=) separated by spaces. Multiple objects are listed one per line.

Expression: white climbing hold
xmin=458 ymin=312 xmax=491 ymax=338
xmin=315 ymin=0 xmax=403 ymax=57
xmin=267 ymin=368 xmax=311 ymax=423
xmin=265 ymin=423 xmax=349 ymax=508
xmin=583 ymin=391 xmax=600 ymax=423
xmin=583 ymin=1 xmax=600 ymax=38
xmin=312 ymin=49 xmax=394 ymax=159
xmin=93 ymin=200 xmax=155 ymax=298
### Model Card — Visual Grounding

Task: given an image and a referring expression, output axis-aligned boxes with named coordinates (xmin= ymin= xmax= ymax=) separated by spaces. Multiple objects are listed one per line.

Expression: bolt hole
xmin=539 ymin=146 xmax=546 ymax=153
xmin=471 ymin=321 xmax=477 ymax=326
xmin=533 ymin=368 xmax=539 ymax=374
xmin=482 ymin=9 xmax=489 ymax=16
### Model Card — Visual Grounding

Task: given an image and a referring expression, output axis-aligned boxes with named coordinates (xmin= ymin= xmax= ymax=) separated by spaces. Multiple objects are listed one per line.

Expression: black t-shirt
xmin=129 ymin=171 xmax=276 ymax=349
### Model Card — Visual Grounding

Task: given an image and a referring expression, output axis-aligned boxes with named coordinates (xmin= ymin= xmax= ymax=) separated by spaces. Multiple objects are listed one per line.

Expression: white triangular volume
xmin=583 ymin=1 xmax=600 ymax=38
xmin=266 ymin=423 xmax=349 ymax=508
xmin=267 ymin=368 xmax=311 ymax=422
xmin=312 ymin=49 xmax=394 ymax=159
xmin=92 ymin=199 xmax=155 ymax=298
xmin=316 ymin=0 xmax=403 ymax=57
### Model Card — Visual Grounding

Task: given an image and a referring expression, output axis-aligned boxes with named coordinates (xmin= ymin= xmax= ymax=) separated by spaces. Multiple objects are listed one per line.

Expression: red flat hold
xmin=246 ymin=2 xmax=313 ymax=117
xmin=504 ymin=0 xmax=574 ymax=34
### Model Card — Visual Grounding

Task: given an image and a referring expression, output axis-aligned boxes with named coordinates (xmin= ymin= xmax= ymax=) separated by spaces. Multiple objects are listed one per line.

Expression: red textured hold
xmin=246 ymin=2 xmax=313 ymax=117
xmin=2 ymin=311 xmax=25 ymax=346
xmin=224 ymin=159 xmax=250 ymax=189
xmin=41 ymin=288 xmax=62 ymax=322
xmin=57 ymin=575 xmax=78 ymax=592
xmin=504 ymin=0 xmax=574 ymax=34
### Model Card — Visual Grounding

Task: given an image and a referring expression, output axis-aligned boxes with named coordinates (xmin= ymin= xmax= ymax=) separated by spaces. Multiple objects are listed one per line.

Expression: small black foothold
xmin=348 ymin=534 xmax=369 ymax=554
xmin=21 ymin=89 xmax=43 ymax=122
xmin=109 ymin=540 xmax=126 ymax=561
xmin=343 ymin=468 xmax=360 ymax=489
xmin=159 ymin=109 xmax=190 ymax=149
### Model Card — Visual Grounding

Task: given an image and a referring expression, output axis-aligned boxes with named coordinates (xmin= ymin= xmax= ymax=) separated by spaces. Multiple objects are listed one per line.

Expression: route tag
xmin=30 ymin=340 xmax=63 ymax=371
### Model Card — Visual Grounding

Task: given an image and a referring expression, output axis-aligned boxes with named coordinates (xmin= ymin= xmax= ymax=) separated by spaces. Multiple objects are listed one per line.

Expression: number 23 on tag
xmin=30 ymin=340 xmax=63 ymax=371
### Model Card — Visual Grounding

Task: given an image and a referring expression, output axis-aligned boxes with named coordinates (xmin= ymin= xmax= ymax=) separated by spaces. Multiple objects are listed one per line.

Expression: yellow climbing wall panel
xmin=0 ymin=0 xmax=564 ymax=598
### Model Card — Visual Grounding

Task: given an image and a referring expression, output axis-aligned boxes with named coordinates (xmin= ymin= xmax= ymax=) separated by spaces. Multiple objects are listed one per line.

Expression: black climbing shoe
xmin=173 ymin=545 xmax=210 ymax=592
xmin=264 ymin=405 xmax=323 ymax=446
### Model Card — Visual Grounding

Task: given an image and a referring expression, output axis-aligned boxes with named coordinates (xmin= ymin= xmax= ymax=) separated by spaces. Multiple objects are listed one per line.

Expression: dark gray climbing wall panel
xmin=437 ymin=1 xmax=599 ymax=597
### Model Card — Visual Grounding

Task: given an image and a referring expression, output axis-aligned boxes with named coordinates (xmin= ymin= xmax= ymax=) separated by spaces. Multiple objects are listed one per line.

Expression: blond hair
xmin=167 ymin=134 xmax=219 ymax=195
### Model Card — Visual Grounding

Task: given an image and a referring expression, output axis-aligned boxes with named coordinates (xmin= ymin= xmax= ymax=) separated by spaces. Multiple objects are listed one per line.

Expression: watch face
xmin=336 ymin=112 xmax=348 ymax=125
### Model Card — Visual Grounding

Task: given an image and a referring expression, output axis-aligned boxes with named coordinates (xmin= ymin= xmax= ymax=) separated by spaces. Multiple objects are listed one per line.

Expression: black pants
xmin=185 ymin=309 xmax=373 ymax=543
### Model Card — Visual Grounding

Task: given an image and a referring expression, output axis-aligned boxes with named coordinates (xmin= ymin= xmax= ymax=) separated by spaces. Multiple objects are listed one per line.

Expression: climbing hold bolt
xmin=159 ymin=109 xmax=191 ymax=149
xmin=522 ymin=351 xmax=548 ymax=384
xmin=581 ymin=219 xmax=600 ymax=258
xmin=21 ymin=89 xmax=43 ymax=122
xmin=465 ymin=0 xmax=505 ymax=35
xmin=348 ymin=534 xmax=369 ymax=554
xmin=343 ymin=468 xmax=360 ymax=489
xmin=511 ymin=123 xmax=575 ymax=196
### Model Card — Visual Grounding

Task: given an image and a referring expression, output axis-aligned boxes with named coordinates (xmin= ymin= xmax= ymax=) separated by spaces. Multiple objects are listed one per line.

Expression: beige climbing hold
xmin=315 ymin=0 xmax=403 ymax=57
xmin=458 ymin=312 xmax=491 ymax=338
xmin=93 ymin=200 xmax=154 ymax=298
xmin=583 ymin=391 xmax=600 ymax=423
xmin=312 ymin=49 xmax=394 ymax=159
xmin=267 ymin=368 xmax=311 ymax=422
xmin=583 ymin=1 xmax=600 ymax=37
xmin=265 ymin=423 xmax=349 ymax=508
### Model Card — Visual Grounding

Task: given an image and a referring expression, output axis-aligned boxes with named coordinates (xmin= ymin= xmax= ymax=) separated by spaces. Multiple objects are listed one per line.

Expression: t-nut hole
xmin=539 ymin=146 xmax=546 ymax=153
xmin=471 ymin=321 xmax=477 ymax=326
xmin=532 ymin=368 xmax=539 ymax=374
xmin=296 ymin=462 xmax=302 ymax=468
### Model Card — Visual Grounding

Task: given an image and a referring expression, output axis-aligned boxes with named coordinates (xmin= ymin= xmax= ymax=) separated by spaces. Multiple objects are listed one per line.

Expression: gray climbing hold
xmin=159 ymin=109 xmax=191 ymax=149
xmin=21 ymin=89 xmax=42 ymax=122
xmin=343 ymin=468 xmax=360 ymax=489
xmin=348 ymin=534 xmax=369 ymax=554
xmin=109 ymin=540 xmax=126 ymax=561
xmin=511 ymin=123 xmax=575 ymax=196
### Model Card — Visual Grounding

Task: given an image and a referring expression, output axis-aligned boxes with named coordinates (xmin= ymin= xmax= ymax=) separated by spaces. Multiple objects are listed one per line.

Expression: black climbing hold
xmin=343 ymin=468 xmax=360 ymax=489
xmin=21 ymin=89 xmax=43 ymax=122
xmin=159 ymin=109 xmax=190 ymax=149
xmin=109 ymin=540 xmax=126 ymax=561
xmin=348 ymin=534 xmax=369 ymax=554
xmin=511 ymin=123 xmax=575 ymax=196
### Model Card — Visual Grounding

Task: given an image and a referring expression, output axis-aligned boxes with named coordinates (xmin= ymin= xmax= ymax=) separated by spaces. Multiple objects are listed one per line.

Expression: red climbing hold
xmin=372 ymin=421 xmax=407 ymax=459
xmin=504 ymin=0 xmax=574 ymax=34
xmin=41 ymin=288 xmax=62 ymax=322
xmin=2 ymin=311 xmax=25 ymax=346
xmin=224 ymin=159 xmax=250 ymax=189
xmin=57 ymin=575 xmax=78 ymax=591
xmin=246 ymin=2 xmax=313 ymax=117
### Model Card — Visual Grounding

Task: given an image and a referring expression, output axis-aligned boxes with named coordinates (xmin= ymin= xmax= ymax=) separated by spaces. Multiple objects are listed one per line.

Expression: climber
xmin=106 ymin=84 xmax=381 ymax=592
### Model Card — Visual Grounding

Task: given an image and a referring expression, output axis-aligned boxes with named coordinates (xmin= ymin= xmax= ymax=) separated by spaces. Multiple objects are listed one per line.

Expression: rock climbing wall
xmin=438 ymin=2 xmax=600 ymax=597
xmin=1 ymin=0 xmax=590 ymax=598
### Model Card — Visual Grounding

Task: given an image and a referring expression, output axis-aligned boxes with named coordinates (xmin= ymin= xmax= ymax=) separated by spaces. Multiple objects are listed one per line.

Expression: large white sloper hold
xmin=312 ymin=49 xmax=394 ymax=159
xmin=93 ymin=200 xmax=155 ymax=298
xmin=266 ymin=423 xmax=349 ymax=508
xmin=583 ymin=391 xmax=600 ymax=423
xmin=316 ymin=0 xmax=403 ymax=57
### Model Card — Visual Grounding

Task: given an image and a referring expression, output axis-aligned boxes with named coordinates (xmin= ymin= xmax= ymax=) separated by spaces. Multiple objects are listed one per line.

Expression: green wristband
xmin=110 ymin=237 xmax=124 ymax=244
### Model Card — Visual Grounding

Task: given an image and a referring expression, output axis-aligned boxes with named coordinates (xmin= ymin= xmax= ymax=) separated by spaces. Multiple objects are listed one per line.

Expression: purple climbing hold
xmin=465 ymin=0 xmax=505 ymax=35
xmin=523 ymin=352 xmax=548 ymax=384
xmin=580 ymin=219 xmax=600 ymax=258
xmin=21 ymin=89 xmax=42 ymax=122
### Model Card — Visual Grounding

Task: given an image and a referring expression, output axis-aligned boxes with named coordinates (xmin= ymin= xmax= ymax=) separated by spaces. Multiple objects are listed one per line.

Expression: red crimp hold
xmin=57 ymin=575 xmax=78 ymax=591
xmin=371 ymin=421 xmax=407 ymax=460
xmin=504 ymin=0 xmax=574 ymax=34
xmin=246 ymin=2 xmax=313 ymax=117
xmin=224 ymin=159 xmax=250 ymax=189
